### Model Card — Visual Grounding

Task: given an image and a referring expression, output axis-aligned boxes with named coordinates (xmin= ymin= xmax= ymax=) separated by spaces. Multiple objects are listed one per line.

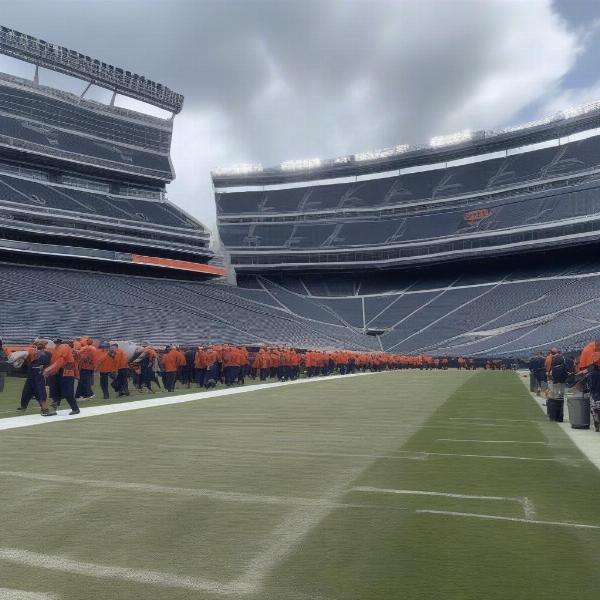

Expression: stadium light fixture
xmin=354 ymin=145 xmax=411 ymax=162
xmin=212 ymin=163 xmax=263 ymax=176
xmin=562 ymin=101 xmax=600 ymax=120
xmin=430 ymin=130 xmax=473 ymax=148
xmin=280 ymin=158 xmax=322 ymax=171
xmin=333 ymin=156 xmax=351 ymax=164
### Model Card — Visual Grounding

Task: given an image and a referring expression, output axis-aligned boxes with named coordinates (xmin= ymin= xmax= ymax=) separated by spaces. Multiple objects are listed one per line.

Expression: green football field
xmin=1 ymin=370 xmax=600 ymax=600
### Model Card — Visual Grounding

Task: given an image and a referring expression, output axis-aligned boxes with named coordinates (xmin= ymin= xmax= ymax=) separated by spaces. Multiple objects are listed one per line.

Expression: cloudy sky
xmin=1 ymin=0 xmax=599 ymax=235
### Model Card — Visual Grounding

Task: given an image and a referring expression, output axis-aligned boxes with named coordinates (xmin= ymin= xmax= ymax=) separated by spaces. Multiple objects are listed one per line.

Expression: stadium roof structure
xmin=0 ymin=25 xmax=184 ymax=114
xmin=212 ymin=100 xmax=600 ymax=188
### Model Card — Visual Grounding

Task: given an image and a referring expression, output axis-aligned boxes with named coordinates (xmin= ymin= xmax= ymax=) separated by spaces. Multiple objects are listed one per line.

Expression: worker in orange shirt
xmin=137 ymin=343 xmax=158 ymax=393
xmin=204 ymin=345 xmax=219 ymax=388
xmin=161 ymin=345 xmax=180 ymax=392
xmin=194 ymin=346 xmax=208 ymax=387
xmin=578 ymin=340 xmax=600 ymax=407
xmin=76 ymin=337 xmax=97 ymax=400
xmin=44 ymin=339 xmax=80 ymax=415
xmin=238 ymin=346 xmax=250 ymax=385
xmin=110 ymin=343 xmax=130 ymax=397
xmin=95 ymin=342 xmax=115 ymax=400
xmin=222 ymin=345 xmax=241 ymax=386
xmin=254 ymin=347 xmax=270 ymax=381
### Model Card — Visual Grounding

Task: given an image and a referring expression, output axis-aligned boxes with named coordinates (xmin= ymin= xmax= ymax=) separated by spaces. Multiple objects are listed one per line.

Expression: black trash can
xmin=547 ymin=398 xmax=564 ymax=422
xmin=567 ymin=394 xmax=590 ymax=430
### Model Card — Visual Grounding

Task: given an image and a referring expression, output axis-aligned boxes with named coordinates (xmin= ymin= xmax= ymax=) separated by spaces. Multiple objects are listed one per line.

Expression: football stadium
xmin=1 ymin=12 xmax=600 ymax=600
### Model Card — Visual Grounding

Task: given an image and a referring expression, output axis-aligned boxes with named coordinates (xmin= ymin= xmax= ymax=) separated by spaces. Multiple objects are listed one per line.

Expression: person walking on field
xmin=44 ymin=339 xmax=80 ymax=415
xmin=17 ymin=339 xmax=55 ymax=416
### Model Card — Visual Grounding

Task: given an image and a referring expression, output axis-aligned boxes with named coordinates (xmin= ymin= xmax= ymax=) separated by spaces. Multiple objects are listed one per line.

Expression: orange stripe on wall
xmin=131 ymin=255 xmax=226 ymax=276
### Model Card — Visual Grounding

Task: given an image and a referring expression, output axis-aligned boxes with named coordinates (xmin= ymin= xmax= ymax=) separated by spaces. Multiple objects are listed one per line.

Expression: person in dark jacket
xmin=17 ymin=340 xmax=56 ymax=416
xmin=528 ymin=352 xmax=547 ymax=395
xmin=548 ymin=348 xmax=569 ymax=401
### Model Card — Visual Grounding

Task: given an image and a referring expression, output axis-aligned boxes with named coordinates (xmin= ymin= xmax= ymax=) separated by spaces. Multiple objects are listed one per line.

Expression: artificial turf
xmin=0 ymin=370 xmax=599 ymax=599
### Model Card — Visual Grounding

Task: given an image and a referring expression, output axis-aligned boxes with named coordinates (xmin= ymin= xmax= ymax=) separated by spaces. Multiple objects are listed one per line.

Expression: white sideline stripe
xmin=417 ymin=510 xmax=600 ymax=530
xmin=0 ymin=372 xmax=377 ymax=432
xmin=0 ymin=548 xmax=244 ymax=595
xmin=0 ymin=589 xmax=57 ymax=600
xmin=353 ymin=487 xmax=536 ymax=519
xmin=437 ymin=438 xmax=548 ymax=445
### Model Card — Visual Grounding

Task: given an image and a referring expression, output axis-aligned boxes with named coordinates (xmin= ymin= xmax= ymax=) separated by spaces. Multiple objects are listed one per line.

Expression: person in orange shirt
xmin=237 ymin=346 xmax=249 ymax=385
xmin=204 ymin=345 xmax=219 ymax=388
xmin=194 ymin=346 xmax=208 ymax=387
xmin=95 ymin=342 xmax=115 ymax=400
xmin=111 ymin=343 xmax=130 ymax=397
xmin=44 ymin=339 xmax=80 ymax=415
xmin=578 ymin=340 xmax=600 ymax=407
xmin=76 ymin=337 xmax=97 ymax=400
xmin=254 ymin=348 xmax=270 ymax=381
xmin=136 ymin=344 xmax=158 ymax=393
xmin=222 ymin=345 xmax=241 ymax=386
xmin=161 ymin=345 xmax=180 ymax=392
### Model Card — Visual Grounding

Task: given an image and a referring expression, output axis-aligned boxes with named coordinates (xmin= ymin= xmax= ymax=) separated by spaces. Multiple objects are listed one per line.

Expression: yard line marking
xmin=156 ymin=445 xmax=427 ymax=461
xmin=0 ymin=589 xmax=58 ymax=600
xmin=393 ymin=450 xmax=574 ymax=462
xmin=233 ymin=470 xmax=365 ymax=592
xmin=354 ymin=486 xmax=519 ymax=501
xmin=0 ymin=371 xmax=379 ymax=432
xmin=0 ymin=548 xmax=244 ymax=595
xmin=353 ymin=487 xmax=536 ymax=519
xmin=0 ymin=470 xmax=385 ymax=508
xmin=437 ymin=438 xmax=548 ymax=445
xmin=416 ymin=510 xmax=600 ymax=530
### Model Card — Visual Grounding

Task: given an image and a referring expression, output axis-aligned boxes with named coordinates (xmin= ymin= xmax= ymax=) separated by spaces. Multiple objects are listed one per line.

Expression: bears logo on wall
xmin=463 ymin=208 xmax=491 ymax=225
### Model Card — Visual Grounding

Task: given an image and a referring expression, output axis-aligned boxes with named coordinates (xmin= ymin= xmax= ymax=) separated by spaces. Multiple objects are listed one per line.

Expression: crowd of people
xmin=0 ymin=336 xmax=465 ymax=417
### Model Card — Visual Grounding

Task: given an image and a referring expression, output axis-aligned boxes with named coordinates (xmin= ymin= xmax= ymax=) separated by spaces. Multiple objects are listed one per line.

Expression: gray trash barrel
xmin=567 ymin=394 xmax=590 ymax=430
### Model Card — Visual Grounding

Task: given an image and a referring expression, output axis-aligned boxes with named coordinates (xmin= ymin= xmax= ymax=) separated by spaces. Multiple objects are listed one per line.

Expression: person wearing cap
xmin=17 ymin=339 xmax=55 ymax=416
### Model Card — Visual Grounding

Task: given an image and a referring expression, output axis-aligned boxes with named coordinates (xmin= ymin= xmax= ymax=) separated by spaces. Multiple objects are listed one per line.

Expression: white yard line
xmin=416 ymin=509 xmax=600 ymax=530
xmin=352 ymin=487 xmax=536 ymax=519
xmin=0 ymin=548 xmax=245 ymax=595
xmin=391 ymin=450 xmax=575 ymax=463
xmin=517 ymin=372 xmax=600 ymax=473
xmin=436 ymin=438 xmax=548 ymax=445
xmin=0 ymin=470 xmax=399 ymax=509
xmin=0 ymin=372 xmax=377 ymax=433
